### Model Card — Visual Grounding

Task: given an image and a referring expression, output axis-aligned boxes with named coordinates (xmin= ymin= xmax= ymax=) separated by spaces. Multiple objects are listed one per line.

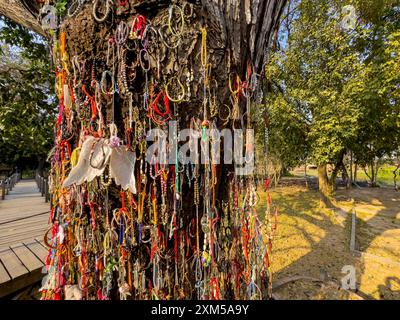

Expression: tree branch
xmin=0 ymin=0 xmax=46 ymax=37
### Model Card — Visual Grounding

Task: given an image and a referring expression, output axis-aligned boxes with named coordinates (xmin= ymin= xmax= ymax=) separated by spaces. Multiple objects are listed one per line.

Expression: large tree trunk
xmin=354 ymin=162 xmax=358 ymax=183
xmin=1 ymin=0 xmax=286 ymax=300
xmin=364 ymin=158 xmax=380 ymax=187
xmin=328 ymin=149 xmax=346 ymax=191
xmin=373 ymin=159 xmax=380 ymax=187
xmin=394 ymin=163 xmax=400 ymax=190
xmin=318 ymin=164 xmax=330 ymax=193
xmin=318 ymin=164 xmax=332 ymax=206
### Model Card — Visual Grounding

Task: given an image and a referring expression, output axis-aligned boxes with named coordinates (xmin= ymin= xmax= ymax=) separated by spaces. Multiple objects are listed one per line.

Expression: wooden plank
xmin=0 ymin=233 xmax=49 ymax=251
xmin=0 ymin=211 xmax=48 ymax=225
xmin=0 ymin=219 xmax=49 ymax=248
xmin=0 ymin=231 xmax=48 ymax=246
xmin=10 ymin=243 xmax=43 ymax=272
xmin=0 ymin=248 xmax=28 ymax=279
xmin=0 ymin=226 xmax=49 ymax=242
xmin=25 ymin=240 xmax=48 ymax=264
xmin=0 ymin=236 xmax=49 ymax=252
xmin=0 ymin=260 xmax=11 ymax=284
xmin=0 ymin=219 xmax=49 ymax=238
xmin=35 ymin=238 xmax=48 ymax=250
xmin=0 ymin=265 xmax=44 ymax=299
xmin=0 ymin=180 xmax=49 ymax=298
xmin=0 ymin=245 xmax=45 ymax=299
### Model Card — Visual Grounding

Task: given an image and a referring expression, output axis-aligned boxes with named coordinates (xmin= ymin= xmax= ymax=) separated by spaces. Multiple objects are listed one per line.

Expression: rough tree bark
xmin=1 ymin=0 xmax=286 ymax=68
xmin=318 ymin=164 xmax=332 ymax=207
xmin=1 ymin=0 xmax=287 ymax=300
xmin=0 ymin=0 xmax=45 ymax=36
xmin=328 ymin=149 xmax=346 ymax=192
xmin=354 ymin=162 xmax=358 ymax=183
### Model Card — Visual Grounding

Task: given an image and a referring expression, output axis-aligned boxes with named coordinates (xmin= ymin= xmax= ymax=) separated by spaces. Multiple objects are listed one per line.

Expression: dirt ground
xmin=261 ymin=186 xmax=400 ymax=300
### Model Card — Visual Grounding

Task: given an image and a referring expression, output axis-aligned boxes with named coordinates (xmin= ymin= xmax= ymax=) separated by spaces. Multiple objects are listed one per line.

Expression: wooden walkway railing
xmin=35 ymin=172 xmax=51 ymax=206
xmin=1 ymin=173 xmax=21 ymax=200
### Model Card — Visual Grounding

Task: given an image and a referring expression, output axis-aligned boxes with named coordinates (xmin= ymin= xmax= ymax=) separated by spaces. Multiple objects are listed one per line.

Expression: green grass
xmin=355 ymin=165 xmax=397 ymax=186
xmin=256 ymin=186 xmax=323 ymax=221
xmin=290 ymin=164 xmax=397 ymax=187
xmin=21 ymin=170 xmax=35 ymax=179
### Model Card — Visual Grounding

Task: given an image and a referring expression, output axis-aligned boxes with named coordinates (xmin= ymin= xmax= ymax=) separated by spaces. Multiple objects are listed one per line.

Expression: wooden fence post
xmin=0 ymin=173 xmax=22 ymax=200
xmin=41 ymin=177 xmax=45 ymax=196
xmin=45 ymin=179 xmax=49 ymax=203
xmin=1 ymin=181 xmax=5 ymax=200
xmin=5 ymin=178 xmax=9 ymax=195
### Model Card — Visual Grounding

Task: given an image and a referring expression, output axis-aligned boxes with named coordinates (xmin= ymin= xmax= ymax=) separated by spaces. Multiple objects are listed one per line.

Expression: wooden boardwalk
xmin=0 ymin=179 xmax=50 ymax=298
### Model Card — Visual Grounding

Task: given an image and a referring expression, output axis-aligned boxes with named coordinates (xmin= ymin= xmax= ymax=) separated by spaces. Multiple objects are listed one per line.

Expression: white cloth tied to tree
xmin=63 ymin=135 xmax=136 ymax=193
xmin=64 ymin=285 xmax=83 ymax=300
xmin=109 ymin=145 xmax=137 ymax=193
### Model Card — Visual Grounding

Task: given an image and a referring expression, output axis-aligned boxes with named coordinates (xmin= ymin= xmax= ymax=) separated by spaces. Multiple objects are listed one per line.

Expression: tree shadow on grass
xmin=267 ymin=186 xmax=400 ymax=300
xmin=350 ymin=188 xmax=400 ymax=299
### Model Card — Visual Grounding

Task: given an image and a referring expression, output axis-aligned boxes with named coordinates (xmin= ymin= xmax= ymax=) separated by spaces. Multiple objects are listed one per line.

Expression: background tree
xmin=0 ymin=17 xmax=56 ymax=175
xmin=261 ymin=0 xmax=400 ymax=196
xmin=349 ymin=2 xmax=400 ymax=186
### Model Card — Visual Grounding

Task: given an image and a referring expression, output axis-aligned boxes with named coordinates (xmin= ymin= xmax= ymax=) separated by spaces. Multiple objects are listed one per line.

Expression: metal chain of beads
xmin=160 ymin=172 xmax=167 ymax=195
xmin=149 ymin=157 xmax=159 ymax=180
xmin=158 ymin=24 xmax=181 ymax=50
xmin=115 ymin=21 xmax=129 ymax=45
xmin=264 ymin=125 xmax=269 ymax=155
xmin=92 ymin=0 xmax=112 ymax=23
xmin=91 ymin=59 xmax=98 ymax=86
xmin=193 ymin=177 xmax=199 ymax=205
xmin=73 ymin=83 xmax=81 ymax=113
xmin=118 ymin=49 xmax=129 ymax=94
xmin=100 ymin=167 xmax=113 ymax=188
xmin=160 ymin=172 xmax=168 ymax=225
xmin=68 ymin=0 xmax=85 ymax=18
xmin=100 ymin=70 xmax=115 ymax=95
xmin=71 ymin=56 xmax=84 ymax=117
xmin=185 ymin=68 xmax=194 ymax=100
xmin=83 ymin=95 xmax=90 ymax=107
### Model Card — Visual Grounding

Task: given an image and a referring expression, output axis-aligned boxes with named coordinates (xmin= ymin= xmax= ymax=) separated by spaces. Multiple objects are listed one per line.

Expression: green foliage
xmin=55 ymin=0 xmax=68 ymax=16
xmin=262 ymin=0 xmax=400 ymax=173
xmin=0 ymin=18 xmax=56 ymax=168
xmin=0 ymin=17 xmax=48 ymax=61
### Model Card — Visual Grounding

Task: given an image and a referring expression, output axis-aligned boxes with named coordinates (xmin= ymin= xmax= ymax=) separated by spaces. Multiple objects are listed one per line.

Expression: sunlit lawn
xmin=256 ymin=185 xmax=400 ymax=299
xmin=291 ymin=165 xmax=397 ymax=186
